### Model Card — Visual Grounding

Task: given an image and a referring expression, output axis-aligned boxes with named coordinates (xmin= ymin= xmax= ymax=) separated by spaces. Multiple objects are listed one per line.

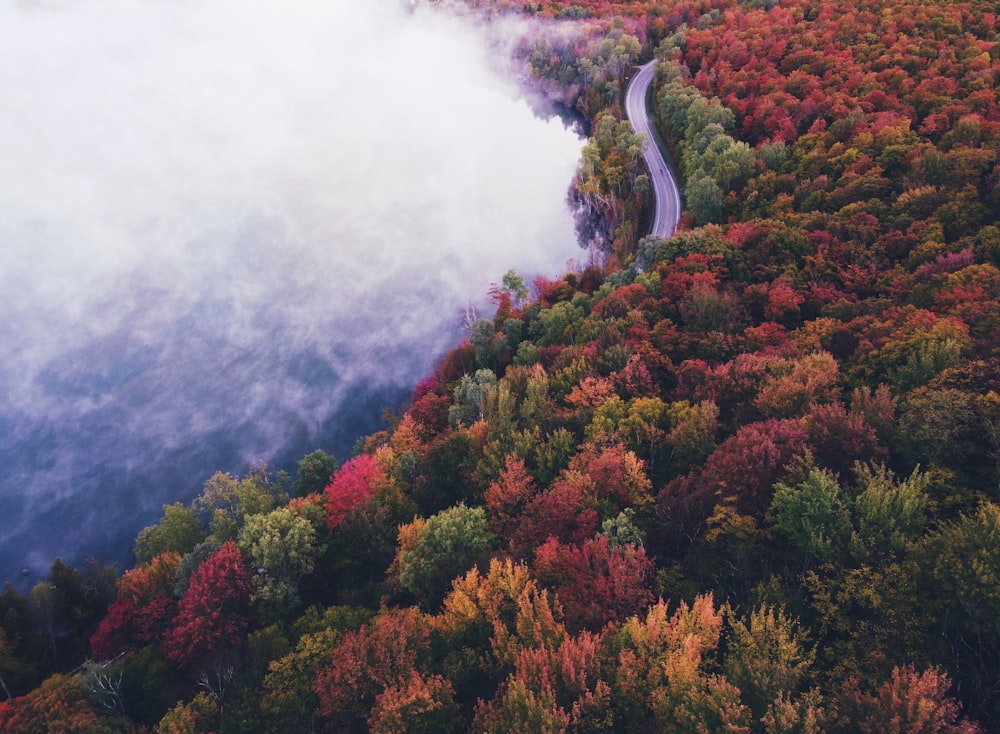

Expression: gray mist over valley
xmin=0 ymin=0 xmax=583 ymax=583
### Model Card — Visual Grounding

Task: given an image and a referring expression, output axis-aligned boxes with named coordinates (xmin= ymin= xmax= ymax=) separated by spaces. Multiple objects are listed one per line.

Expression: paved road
xmin=625 ymin=60 xmax=682 ymax=239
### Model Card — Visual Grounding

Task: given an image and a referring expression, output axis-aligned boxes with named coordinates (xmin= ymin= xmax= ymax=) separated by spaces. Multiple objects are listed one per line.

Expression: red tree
xmin=315 ymin=607 xmax=431 ymax=728
xmin=698 ymin=418 xmax=809 ymax=514
xmin=838 ymin=666 xmax=982 ymax=733
xmin=163 ymin=540 xmax=252 ymax=667
xmin=325 ymin=454 xmax=386 ymax=529
xmin=90 ymin=551 xmax=181 ymax=659
xmin=486 ymin=455 xmax=539 ymax=540
xmin=511 ymin=478 xmax=600 ymax=558
xmin=0 ymin=675 xmax=100 ymax=734
xmin=532 ymin=535 xmax=654 ymax=632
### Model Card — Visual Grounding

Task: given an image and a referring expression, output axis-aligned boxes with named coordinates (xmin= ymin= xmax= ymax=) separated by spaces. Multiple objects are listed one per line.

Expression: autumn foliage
xmin=324 ymin=454 xmax=386 ymax=528
xmin=162 ymin=540 xmax=252 ymax=667
xmin=3 ymin=0 xmax=999 ymax=729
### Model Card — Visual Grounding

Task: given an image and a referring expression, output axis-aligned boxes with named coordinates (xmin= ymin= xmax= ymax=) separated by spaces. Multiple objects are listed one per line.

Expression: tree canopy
xmin=3 ymin=0 xmax=999 ymax=729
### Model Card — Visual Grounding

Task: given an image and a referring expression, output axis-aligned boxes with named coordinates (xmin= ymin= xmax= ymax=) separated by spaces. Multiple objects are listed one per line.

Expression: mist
xmin=0 ymin=0 xmax=584 ymax=584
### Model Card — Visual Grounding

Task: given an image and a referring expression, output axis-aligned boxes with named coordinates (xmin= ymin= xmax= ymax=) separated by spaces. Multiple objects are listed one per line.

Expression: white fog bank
xmin=0 ymin=0 xmax=583 ymax=581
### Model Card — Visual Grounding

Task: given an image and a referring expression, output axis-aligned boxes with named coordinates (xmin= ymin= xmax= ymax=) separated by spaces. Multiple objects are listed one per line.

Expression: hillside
xmin=3 ymin=0 xmax=1000 ymax=731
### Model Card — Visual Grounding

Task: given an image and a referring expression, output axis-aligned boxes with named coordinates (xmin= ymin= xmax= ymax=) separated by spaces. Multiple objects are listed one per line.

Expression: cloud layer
xmin=0 ymin=0 xmax=583 ymax=582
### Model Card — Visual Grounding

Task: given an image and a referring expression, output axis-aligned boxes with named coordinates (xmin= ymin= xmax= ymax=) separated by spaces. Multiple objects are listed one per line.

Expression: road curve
xmin=625 ymin=60 xmax=682 ymax=240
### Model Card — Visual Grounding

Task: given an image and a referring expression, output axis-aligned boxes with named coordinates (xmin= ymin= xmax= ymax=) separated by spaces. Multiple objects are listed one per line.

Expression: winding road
xmin=625 ymin=60 xmax=682 ymax=240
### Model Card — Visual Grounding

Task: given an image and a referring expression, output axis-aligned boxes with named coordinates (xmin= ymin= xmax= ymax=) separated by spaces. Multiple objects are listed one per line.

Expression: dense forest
xmin=3 ymin=0 xmax=1000 ymax=730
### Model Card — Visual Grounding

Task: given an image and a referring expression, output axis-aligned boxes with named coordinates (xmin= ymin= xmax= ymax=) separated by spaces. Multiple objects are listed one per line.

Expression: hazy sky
xmin=0 ymin=0 xmax=583 ymax=581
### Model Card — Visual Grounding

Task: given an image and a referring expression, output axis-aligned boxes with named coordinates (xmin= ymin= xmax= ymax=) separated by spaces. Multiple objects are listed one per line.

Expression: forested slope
xmin=3 ymin=0 xmax=1000 ymax=731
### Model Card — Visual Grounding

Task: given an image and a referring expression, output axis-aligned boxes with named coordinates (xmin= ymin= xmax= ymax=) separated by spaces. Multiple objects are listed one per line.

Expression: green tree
xmin=237 ymin=507 xmax=322 ymax=622
xmin=685 ymin=97 xmax=735 ymax=138
xmin=920 ymin=503 xmax=1000 ymax=721
xmin=134 ymin=503 xmax=206 ymax=565
xmin=769 ymin=469 xmax=853 ymax=566
xmin=397 ymin=505 xmax=496 ymax=610
xmin=723 ymin=605 xmax=815 ymax=722
xmin=197 ymin=463 xmax=288 ymax=541
xmin=601 ymin=508 xmax=645 ymax=548
xmin=471 ymin=319 xmax=500 ymax=370
xmin=850 ymin=464 xmax=928 ymax=561
xmin=291 ymin=449 xmax=339 ymax=498
xmin=261 ymin=628 xmax=338 ymax=734
xmin=449 ymin=369 xmax=498 ymax=428
xmin=894 ymin=388 xmax=976 ymax=471
xmin=657 ymin=76 xmax=702 ymax=140
xmin=685 ymin=174 xmax=726 ymax=225
xmin=534 ymin=301 xmax=585 ymax=347
xmin=924 ymin=502 xmax=1000 ymax=640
